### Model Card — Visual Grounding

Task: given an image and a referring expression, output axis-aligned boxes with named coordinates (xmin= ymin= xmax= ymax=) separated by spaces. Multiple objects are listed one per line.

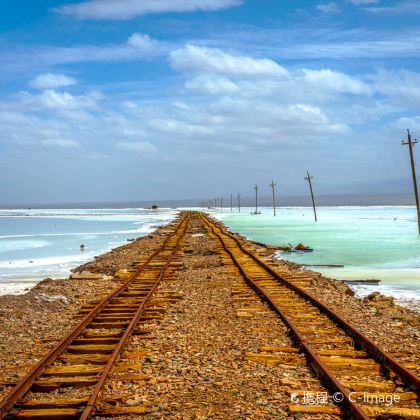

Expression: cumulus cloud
xmin=127 ymin=33 xmax=160 ymax=52
xmin=54 ymin=0 xmax=242 ymax=20
xmin=18 ymin=90 xmax=100 ymax=111
xmin=2 ymin=41 xmax=419 ymax=202
xmin=30 ymin=73 xmax=77 ymax=89
xmin=170 ymin=45 xmax=288 ymax=77
xmin=303 ymin=69 xmax=371 ymax=95
xmin=185 ymin=75 xmax=239 ymax=94
xmin=316 ymin=2 xmax=339 ymax=13
xmin=369 ymin=69 xmax=420 ymax=106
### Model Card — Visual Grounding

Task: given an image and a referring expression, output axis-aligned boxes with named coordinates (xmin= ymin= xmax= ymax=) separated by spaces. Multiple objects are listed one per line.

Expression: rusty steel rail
xmin=0 ymin=212 xmax=191 ymax=419
xmin=79 ymin=213 xmax=190 ymax=419
xmin=201 ymin=213 xmax=420 ymax=420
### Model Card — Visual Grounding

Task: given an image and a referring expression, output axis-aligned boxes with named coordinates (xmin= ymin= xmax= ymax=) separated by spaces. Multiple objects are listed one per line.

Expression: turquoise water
xmin=218 ymin=206 xmax=420 ymax=299
xmin=3 ymin=206 xmax=419 ymax=300
xmin=0 ymin=209 xmax=177 ymax=294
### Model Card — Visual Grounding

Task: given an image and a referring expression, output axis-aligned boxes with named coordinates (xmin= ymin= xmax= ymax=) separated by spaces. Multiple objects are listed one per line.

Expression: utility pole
xmin=237 ymin=193 xmax=241 ymax=213
xmin=305 ymin=171 xmax=317 ymax=222
xmin=402 ymin=129 xmax=420 ymax=234
xmin=230 ymin=194 xmax=233 ymax=211
xmin=254 ymin=184 xmax=259 ymax=214
xmin=270 ymin=180 xmax=277 ymax=216
xmin=220 ymin=197 xmax=223 ymax=211
xmin=214 ymin=198 xmax=217 ymax=209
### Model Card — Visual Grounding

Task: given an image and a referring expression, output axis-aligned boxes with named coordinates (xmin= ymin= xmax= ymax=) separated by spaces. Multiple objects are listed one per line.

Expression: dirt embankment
xmin=0 ymin=213 xmax=418 ymax=416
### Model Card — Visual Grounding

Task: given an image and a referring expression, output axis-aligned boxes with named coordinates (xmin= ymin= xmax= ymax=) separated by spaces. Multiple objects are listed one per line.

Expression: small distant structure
xmin=151 ymin=205 xmax=159 ymax=210
xmin=80 ymin=244 xmax=85 ymax=251
xmin=283 ymin=243 xmax=313 ymax=253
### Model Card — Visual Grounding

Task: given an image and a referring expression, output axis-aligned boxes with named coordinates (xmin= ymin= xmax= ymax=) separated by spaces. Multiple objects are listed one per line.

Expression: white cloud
xmin=2 ymin=42 xmax=420 ymax=201
xmin=55 ymin=0 xmax=242 ymax=20
xmin=170 ymin=45 xmax=288 ymax=77
xmin=30 ymin=73 xmax=77 ymax=89
xmin=173 ymin=101 xmax=190 ymax=111
xmin=370 ymin=69 xmax=420 ymax=106
xmin=18 ymin=90 xmax=100 ymax=111
xmin=392 ymin=116 xmax=420 ymax=132
xmin=150 ymin=119 xmax=213 ymax=135
xmin=127 ymin=33 xmax=160 ymax=52
xmin=316 ymin=2 xmax=339 ymax=13
xmin=2 ymin=33 xmax=167 ymax=75
xmin=185 ymin=75 xmax=239 ymax=94
xmin=303 ymin=69 xmax=371 ymax=95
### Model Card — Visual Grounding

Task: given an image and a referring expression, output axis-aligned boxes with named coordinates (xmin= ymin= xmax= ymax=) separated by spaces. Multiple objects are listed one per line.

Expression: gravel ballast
xmin=0 ymin=212 xmax=418 ymax=418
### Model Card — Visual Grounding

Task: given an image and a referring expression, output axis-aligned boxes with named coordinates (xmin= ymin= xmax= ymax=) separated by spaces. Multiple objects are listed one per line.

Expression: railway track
xmin=0 ymin=212 xmax=191 ymax=419
xmin=201 ymin=213 xmax=420 ymax=419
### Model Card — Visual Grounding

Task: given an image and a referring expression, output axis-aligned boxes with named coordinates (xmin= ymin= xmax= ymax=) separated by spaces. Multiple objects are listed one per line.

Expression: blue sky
xmin=0 ymin=0 xmax=420 ymax=204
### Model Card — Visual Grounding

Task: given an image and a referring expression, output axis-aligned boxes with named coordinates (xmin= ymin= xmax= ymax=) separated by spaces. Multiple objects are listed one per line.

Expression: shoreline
xmin=0 ymin=212 xmax=418 ymax=318
xmin=0 ymin=219 xmax=181 ymax=400
xmin=1 ymin=210 xmax=419 ymax=313
xmin=215 ymin=210 xmax=420 ymax=312
xmin=272 ymin=256 xmax=420 ymax=314
xmin=0 ymin=212 xmax=418 ymax=414
xmin=271 ymin=251 xmax=420 ymax=314
xmin=0 ymin=211 xmax=177 ymax=296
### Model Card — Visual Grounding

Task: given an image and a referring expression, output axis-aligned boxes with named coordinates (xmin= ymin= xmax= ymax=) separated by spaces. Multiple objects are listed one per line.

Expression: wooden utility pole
xmin=270 ymin=180 xmax=277 ymax=216
xmin=237 ymin=193 xmax=241 ymax=213
xmin=402 ymin=129 xmax=420 ymax=234
xmin=230 ymin=194 xmax=233 ymax=212
xmin=254 ymin=185 xmax=259 ymax=214
xmin=305 ymin=171 xmax=317 ymax=222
